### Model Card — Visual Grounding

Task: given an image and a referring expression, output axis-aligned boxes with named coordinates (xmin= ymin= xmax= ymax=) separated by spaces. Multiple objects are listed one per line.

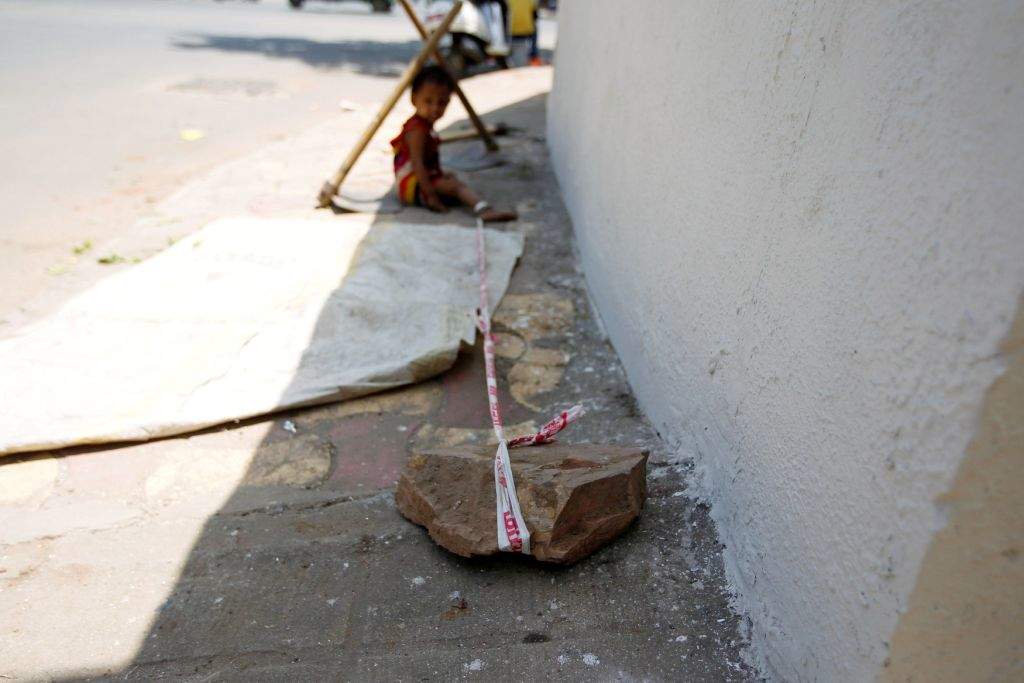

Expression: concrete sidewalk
xmin=0 ymin=68 xmax=756 ymax=681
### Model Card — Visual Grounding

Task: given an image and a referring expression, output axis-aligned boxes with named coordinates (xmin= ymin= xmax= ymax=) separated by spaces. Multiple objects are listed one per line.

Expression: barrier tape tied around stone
xmin=474 ymin=218 xmax=584 ymax=553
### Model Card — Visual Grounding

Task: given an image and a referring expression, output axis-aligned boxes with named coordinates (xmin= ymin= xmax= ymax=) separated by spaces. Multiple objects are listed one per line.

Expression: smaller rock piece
xmin=395 ymin=443 xmax=647 ymax=564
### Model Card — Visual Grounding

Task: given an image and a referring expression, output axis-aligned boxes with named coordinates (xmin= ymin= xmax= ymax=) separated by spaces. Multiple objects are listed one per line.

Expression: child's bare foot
xmin=473 ymin=201 xmax=517 ymax=223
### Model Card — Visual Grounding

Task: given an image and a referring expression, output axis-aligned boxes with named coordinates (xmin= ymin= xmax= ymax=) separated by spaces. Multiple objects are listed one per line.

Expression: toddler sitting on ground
xmin=390 ymin=65 xmax=517 ymax=222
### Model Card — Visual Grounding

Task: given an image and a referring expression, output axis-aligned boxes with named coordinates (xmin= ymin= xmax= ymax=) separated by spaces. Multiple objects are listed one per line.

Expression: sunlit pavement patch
xmin=0 ymin=455 xmax=59 ymax=506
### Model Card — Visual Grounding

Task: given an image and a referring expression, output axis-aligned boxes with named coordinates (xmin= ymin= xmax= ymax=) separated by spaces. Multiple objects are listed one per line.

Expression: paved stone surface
xmin=0 ymin=69 xmax=757 ymax=681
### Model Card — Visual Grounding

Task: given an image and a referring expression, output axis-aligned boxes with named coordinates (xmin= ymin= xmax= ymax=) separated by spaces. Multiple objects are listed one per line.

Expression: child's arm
xmin=405 ymin=127 xmax=446 ymax=213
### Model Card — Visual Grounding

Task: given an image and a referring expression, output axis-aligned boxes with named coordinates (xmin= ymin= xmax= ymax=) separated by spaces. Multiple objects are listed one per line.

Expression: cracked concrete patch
xmin=509 ymin=348 xmax=571 ymax=410
xmin=0 ymin=538 xmax=52 ymax=584
xmin=493 ymin=331 xmax=526 ymax=360
xmin=140 ymin=432 xmax=333 ymax=504
xmin=493 ymin=293 xmax=575 ymax=342
xmin=304 ymin=381 xmax=443 ymax=422
xmin=144 ymin=447 xmax=257 ymax=503
xmin=0 ymin=499 xmax=143 ymax=545
xmin=242 ymin=434 xmax=333 ymax=488
xmin=0 ymin=454 xmax=59 ymax=506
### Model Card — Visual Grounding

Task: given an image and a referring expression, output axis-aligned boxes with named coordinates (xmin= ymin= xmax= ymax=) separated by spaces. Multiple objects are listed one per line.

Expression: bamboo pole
xmin=398 ymin=0 xmax=499 ymax=152
xmin=440 ymin=123 xmax=507 ymax=145
xmin=317 ymin=0 xmax=463 ymax=208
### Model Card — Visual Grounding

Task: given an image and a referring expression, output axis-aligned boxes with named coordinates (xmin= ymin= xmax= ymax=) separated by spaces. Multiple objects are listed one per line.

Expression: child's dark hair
xmin=412 ymin=64 xmax=455 ymax=94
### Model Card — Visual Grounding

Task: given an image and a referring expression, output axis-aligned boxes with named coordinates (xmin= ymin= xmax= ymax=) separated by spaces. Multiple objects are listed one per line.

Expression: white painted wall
xmin=548 ymin=1 xmax=1024 ymax=679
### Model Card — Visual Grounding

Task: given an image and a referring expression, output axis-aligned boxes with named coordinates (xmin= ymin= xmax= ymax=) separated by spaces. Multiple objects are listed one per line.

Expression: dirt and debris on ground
xmin=0 ymin=69 xmax=757 ymax=681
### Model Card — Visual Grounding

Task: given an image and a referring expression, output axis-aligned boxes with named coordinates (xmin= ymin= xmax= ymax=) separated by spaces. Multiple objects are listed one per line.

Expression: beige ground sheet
xmin=0 ymin=215 xmax=522 ymax=456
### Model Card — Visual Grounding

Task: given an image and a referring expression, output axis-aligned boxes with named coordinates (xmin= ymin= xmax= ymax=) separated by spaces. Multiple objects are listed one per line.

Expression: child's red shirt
xmin=391 ymin=114 xmax=442 ymax=205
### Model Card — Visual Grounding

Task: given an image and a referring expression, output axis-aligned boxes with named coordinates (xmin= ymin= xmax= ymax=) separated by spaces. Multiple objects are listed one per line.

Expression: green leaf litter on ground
xmin=72 ymin=240 xmax=93 ymax=255
xmin=97 ymin=254 xmax=126 ymax=265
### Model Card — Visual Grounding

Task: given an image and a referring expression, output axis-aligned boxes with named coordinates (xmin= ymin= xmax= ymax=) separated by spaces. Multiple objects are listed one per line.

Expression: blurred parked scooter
xmin=422 ymin=0 xmax=511 ymax=77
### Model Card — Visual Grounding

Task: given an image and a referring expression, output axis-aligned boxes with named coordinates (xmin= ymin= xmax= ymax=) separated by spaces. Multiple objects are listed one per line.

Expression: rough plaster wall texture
xmin=884 ymin=298 xmax=1024 ymax=682
xmin=548 ymin=1 xmax=1024 ymax=680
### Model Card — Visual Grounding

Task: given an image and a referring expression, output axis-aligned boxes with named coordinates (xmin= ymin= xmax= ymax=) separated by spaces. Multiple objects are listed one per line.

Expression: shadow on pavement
xmin=172 ymin=35 xmax=422 ymax=75
xmin=66 ymin=91 xmax=753 ymax=681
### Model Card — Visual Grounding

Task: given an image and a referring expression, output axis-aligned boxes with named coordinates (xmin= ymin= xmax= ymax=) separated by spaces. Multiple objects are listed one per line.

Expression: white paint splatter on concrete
xmin=582 ymin=653 xmax=600 ymax=666
xmin=463 ymin=658 xmax=485 ymax=672
xmin=410 ymin=576 xmax=426 ymax=586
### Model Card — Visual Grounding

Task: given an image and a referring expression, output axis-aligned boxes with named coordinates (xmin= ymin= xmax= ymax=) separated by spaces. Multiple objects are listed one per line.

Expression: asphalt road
xmin=0 ymin=0 xmax=556 ymax=320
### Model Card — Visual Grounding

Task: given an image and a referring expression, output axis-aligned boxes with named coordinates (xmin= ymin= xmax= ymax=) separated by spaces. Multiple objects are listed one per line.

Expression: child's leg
xmin=432 ymin=173 xmax=479 ymax=206
xmin=433 ymin=174 xmax=518 ymax=222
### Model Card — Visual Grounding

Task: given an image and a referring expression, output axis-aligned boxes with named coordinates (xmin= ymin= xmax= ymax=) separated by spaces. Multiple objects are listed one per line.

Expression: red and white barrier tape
xmin=475 ymin=218 xmax=584 ymax=554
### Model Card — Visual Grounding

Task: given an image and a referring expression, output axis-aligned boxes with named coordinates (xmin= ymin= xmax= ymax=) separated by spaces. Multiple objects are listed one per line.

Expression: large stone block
xmin=395 ymin=443 xmax=647 ymax=564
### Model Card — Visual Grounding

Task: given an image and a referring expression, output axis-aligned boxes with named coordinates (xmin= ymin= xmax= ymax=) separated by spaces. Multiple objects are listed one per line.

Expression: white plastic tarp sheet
xmin=0 ymin=216 xmax=523 ymax=456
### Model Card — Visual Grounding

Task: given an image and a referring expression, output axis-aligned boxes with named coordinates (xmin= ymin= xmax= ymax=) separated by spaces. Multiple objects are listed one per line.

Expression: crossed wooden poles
xmin=317 ymin=0 xmax=498 ymax=208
